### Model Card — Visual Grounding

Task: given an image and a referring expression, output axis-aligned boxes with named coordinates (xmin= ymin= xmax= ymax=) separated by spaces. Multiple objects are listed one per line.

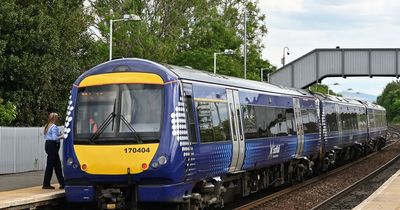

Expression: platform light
xmin=109 ymin=11 xmax=142 ymax=60
xmin=213 ymin=49 xmax=235 ymax=74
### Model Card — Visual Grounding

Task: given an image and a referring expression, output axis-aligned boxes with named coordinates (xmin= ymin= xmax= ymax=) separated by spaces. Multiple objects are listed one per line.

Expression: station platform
xmin=354 ymin=169 xmax=400 ymax=210
xmin=0 ymin=171 xmax=64 ymax=209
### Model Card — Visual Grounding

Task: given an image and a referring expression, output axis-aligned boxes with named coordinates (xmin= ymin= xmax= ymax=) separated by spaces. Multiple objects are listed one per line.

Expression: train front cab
xmin=63 ymin=64 xmax=193 ymax=208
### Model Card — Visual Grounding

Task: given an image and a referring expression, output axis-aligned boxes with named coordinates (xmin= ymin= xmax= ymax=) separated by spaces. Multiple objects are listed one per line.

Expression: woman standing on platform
xmin=42 ymin=113 xmax=65 ymax=189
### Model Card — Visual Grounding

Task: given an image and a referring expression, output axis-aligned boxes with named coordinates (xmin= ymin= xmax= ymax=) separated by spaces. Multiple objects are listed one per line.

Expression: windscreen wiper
xmin=119 ymin=114 xmax=143 ymax=144
xmin=89 ymin=99 xmax=117 ymax=144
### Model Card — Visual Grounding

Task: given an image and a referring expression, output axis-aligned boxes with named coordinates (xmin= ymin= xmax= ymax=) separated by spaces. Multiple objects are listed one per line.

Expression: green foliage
xmin=1 ymin=0 xmax=273 ymax=126
xmin=0 ymin=0 xmax=97 ymax=126
xmin=90 ymin=0 xmax=274 ymax=79
xmin=0 ymin=97 xmax=16 ymax=126
xmin=377 ymin=80 xmax=400 ymax=123
xmin=309 ymin=84 xmax=341 ymax=96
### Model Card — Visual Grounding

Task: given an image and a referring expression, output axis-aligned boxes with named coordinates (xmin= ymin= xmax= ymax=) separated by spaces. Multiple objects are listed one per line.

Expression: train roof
xmin=313 ymin=92 xmax=386 ymax=111
xmin=363 ymin=101 xmax=386 ymax=111
xmin=78 ymin=58 xmax=311 ymax=97
xmin=78 ymin=58 xmax=385 ymax=112
xmin=166 ymin=64 xmax=313 ymax=97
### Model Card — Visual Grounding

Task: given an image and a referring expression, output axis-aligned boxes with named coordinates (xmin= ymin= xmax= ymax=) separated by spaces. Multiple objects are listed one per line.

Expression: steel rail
xmin=310 ymin=152 xmax=400 ymax=210
xmin=234 ymin=141 xmax=398 ymax=210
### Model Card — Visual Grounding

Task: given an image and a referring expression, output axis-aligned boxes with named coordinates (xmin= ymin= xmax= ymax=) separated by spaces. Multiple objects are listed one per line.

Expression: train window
xmin=242 ymin=105 xmax=258 ymax=139
xmin=196 ymin=101 xmax=230 ymax=143
xmin=272 ymin=109 xmax=289 ymax=136
xmin=119 ymin=84 xmax=163 ymax=139
xmin=358 ymin=113 xmax=367 ymax=130
xmin=301 ymin=109 xmax=318 ymax=134
xmin=183 ymin=83 xmax=198 ymax=143
xmin=184 ymin=95 xmax=197 ymax=143
xmin=285 ymin=109 xmax=296 ymax=135
xmin=368 ymin=111 xmax=375 ymax=128
xmin=352 ymin=113 xmax=359 ymax=130
xmin=326 ymin=113 xmax=338 ymax=132
xmin=242 ymin=105 xmax=289 ymax=139
xmin=341 ymin=113 xmax=350 ymax=130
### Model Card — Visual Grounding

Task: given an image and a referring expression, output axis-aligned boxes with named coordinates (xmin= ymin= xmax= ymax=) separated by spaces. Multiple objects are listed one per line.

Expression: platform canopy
xmin=269 ymin=48 xmax=400 ymax=89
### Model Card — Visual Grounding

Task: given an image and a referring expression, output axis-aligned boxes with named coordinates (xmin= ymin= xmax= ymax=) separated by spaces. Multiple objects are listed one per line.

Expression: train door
xmin=293 ymin=98 xmax=304 ymax=158
xmin=227 ymin=89 xmax=245 ymax=172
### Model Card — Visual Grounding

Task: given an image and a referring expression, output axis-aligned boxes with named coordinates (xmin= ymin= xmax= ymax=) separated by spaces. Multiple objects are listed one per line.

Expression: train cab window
xmin=196 ymin=101 xmax=230 ymax=143
xmin=119 ymin=84 xmax=163 ymax=140
xmin=75 ymin=84 xmax=163 ymax=144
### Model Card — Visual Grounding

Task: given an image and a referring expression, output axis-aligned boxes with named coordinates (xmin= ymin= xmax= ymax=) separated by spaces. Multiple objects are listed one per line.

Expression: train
xmin=62 ymin=58 xmax=387 ymax=209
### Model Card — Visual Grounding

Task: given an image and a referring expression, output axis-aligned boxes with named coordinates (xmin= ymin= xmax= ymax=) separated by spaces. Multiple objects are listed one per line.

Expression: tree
xmin=0 ymin=97 xmax=16 ymax=126
xmin=309 ymin=84 xmax=341 ymax=96
xmin=0 ymin=0 xmax=97 ymax=126
xmin=89 ymin=0 xmax=274 ymax=79
xmin=377 ymin=80 xmax=400 ymax=123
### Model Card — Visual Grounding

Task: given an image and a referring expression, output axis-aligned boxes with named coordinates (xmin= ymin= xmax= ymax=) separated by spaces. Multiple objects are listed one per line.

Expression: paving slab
xmin=354 ymin=169 xmax=400 ymax=210
xmin=0 ymin=185 xmax=64 ymax=209
xmin=0 ymin=170 xmax=59 ymax=192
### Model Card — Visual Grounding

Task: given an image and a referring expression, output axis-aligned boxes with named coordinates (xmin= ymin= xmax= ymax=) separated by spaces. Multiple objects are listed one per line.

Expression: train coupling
xmin=98 ymin=188 xmax=126 ymax=210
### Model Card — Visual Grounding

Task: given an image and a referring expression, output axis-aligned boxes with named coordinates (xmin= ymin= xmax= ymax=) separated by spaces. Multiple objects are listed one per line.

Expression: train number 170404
xmin=124 ymin=147 xmax=150 ymax=153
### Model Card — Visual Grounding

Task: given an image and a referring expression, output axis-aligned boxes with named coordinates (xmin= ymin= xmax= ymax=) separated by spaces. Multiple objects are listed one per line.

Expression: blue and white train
xmin=62 ymin=58 xmax=387 ymax=209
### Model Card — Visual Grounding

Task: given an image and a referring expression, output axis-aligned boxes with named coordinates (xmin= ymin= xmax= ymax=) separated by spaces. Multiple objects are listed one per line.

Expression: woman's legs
xmin=54 ymin=143 xmax=65 ymax=186
xmin=43 ymin=141 xmax=56 ymax=187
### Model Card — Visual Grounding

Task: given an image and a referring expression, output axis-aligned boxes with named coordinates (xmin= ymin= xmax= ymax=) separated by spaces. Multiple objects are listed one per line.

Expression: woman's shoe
xmin=59 ymin=185 xmax=65 ymax=189
xmin=42 ymin=185 xmax=55 ymax=189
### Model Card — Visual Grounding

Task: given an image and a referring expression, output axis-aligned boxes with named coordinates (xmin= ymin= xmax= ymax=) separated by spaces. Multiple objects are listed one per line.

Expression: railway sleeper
xmin=187 ymin=143 xmax=392 ymax=210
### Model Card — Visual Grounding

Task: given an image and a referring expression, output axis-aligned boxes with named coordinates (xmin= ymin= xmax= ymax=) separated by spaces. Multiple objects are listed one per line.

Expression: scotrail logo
xmin=268 ymin=143 xmax=281 ymax=159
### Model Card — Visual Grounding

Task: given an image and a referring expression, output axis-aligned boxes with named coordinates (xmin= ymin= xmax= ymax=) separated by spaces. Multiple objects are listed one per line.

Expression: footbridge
xmin=269 ymin=48 xmax=400 ymax=89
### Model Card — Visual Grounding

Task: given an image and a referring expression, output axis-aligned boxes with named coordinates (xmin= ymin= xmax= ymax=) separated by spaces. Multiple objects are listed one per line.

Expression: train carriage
xmin=63 ymin=58 xmax=387 ymax=209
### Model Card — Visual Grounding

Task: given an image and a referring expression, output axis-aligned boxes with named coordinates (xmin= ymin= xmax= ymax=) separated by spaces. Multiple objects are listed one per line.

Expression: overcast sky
xmin=259 ymin=0 xmax=400 ymax=96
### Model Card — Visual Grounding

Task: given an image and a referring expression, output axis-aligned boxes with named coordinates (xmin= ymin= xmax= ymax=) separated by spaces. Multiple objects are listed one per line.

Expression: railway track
xmin=234 ymin=138 xmax=400 ymax=210
xmin=311 ymin=150 xmax=400 ymax=210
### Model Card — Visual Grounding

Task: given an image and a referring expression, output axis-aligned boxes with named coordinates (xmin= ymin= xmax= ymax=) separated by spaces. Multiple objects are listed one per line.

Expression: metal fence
xmin=0 ymin=127 xmax=63 ymax=174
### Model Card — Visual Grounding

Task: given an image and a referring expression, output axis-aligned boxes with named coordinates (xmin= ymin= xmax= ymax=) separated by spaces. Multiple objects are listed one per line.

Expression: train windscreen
xmin=74 ymin=84 xmax=163 ymax=144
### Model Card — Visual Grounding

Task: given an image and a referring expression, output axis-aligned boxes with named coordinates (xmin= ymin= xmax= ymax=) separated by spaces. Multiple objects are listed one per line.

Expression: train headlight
xmin=157 ymin=155 xmax=168 ymax=165
xmin=67 ymin=158 xmax=73 ymax=166
xmin=151 ymin=161 xmax=160 ymax=169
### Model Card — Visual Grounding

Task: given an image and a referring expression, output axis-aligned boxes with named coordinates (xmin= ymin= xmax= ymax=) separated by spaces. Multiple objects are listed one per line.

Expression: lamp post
xmin=260 ymin=68 xmax=265 ymax=82
xmin=326 ymin=82 xmax=340 ymax=95
xmin=109 ymin=12 xmax=141 ymax=61
xmin=281 ymin=46 xmax=290 ymax=66
xmin=243 ymin=10 xmax=247 ymax=79
xmin=213 ymin=49 xmax=234 ymax=74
